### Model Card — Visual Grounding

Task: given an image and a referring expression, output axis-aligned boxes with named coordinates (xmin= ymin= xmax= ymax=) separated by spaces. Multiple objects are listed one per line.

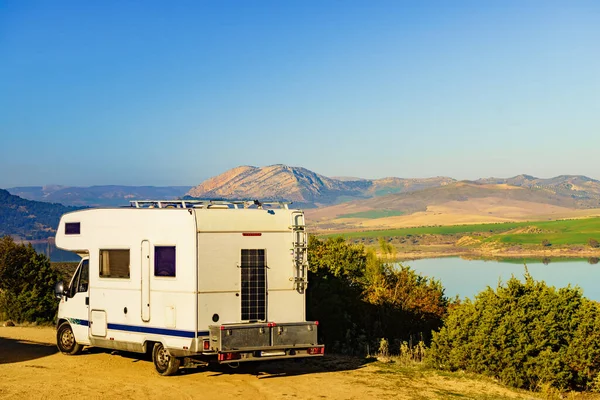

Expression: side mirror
xmin=55 ymin=281 xmax=65 ymax=300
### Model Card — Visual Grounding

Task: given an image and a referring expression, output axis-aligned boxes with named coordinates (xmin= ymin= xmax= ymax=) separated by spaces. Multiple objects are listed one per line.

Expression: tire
xmin=56 ymin=322 xmax=83 ymax=355
xmin=152 ymin=343 xmax=181 ymax=376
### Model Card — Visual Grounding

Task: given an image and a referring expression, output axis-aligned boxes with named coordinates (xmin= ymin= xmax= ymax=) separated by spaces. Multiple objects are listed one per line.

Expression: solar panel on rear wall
xmin=241 ymin=249 xmax=266 ymax=321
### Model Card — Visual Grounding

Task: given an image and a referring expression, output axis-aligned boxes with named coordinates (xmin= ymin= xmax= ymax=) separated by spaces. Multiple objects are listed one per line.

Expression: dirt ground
xmin=0 ymin=326 xmax=559 ymax=400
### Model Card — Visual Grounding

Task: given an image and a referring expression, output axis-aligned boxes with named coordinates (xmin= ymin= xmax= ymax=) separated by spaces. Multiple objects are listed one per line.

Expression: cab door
xmin=59 ymin=258 xmax=90 ymax=344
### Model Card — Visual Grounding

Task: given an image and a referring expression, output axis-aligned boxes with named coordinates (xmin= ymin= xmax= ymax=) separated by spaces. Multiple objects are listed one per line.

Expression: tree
xmin=0 ymin=236 xmax=61 ymax=322
xmin=306 ymin=236 xmax=368 ymax=353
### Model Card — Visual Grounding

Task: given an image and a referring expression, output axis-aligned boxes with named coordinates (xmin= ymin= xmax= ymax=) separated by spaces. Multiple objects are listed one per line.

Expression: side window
xmin=99 ymin=249 xmax=130 ymax=278
xmin=78 ymin=260 xmax=89 ymax=293
xmin=65 ymin=222 xmax=80 ymax=235
xmin=68 ymin=259 xmax=88 ymax=297
xmin=154 ymin=246 xmax=176 ymax=277
xmin=68 ymin=263 xmax=82 ymax=298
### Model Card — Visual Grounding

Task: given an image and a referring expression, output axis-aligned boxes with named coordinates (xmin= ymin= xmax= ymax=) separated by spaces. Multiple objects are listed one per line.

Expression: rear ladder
xmin=291 ymin=211 xmax=308 ymax=292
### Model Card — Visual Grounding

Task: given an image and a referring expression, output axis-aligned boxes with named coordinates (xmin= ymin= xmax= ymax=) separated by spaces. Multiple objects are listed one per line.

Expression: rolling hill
xmin=0 ymin=189 xmax=81 ymax=240
xmin=475 ymin=175 xmax=600 ymax=201
xmin=6 ymin=185 xmax=192 ymax=207
xmin=307 ymin=180 xmax=600 ymax=231
xmin=352 ymin=180 xmax=600 ymax=212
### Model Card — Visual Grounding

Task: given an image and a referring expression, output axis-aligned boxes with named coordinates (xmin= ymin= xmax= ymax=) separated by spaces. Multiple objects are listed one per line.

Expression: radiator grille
xmin=241 ymin=249 xmax=266 ymax=321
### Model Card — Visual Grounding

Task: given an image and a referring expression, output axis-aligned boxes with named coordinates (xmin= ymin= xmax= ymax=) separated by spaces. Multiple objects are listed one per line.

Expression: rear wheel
xmin=152 ymin=343 xmax=181 ymax=376
xmin=56 ymin=322 xmax=83 ymax=355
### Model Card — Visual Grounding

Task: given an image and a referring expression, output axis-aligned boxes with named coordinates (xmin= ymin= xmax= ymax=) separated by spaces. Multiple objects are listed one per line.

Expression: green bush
xmin=0 ymin=236 xmax=61 ymax=323
xmin=428 ymin=271 xmax=600 ymax=391
xmin=589 ymin=238 xmax=599 ymax=248
xmin=307 ymin=236 xmax=448 ymax=354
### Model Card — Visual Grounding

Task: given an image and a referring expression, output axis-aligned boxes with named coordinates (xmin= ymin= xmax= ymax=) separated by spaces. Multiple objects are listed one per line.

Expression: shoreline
xmin=394 ymin=247 xmax=600 ymax=261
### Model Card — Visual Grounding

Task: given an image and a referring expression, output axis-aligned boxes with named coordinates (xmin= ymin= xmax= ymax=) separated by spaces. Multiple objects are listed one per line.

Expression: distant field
xmin=494 ymin=218 xmax=600 ymax=245
xmin=324 ymin=220 xmax=532 ymax=238
xmin=323 ymin=217 xmax=600 ymax=246
xmin=338 ymin=210 xmax=405 ymax=219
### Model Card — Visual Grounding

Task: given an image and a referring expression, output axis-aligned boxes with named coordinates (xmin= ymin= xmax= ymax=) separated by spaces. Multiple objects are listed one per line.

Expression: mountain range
xmin=474 ymin=175 xmax=600 ymax=201
xmin=184 ymin=165 xmax=600 ymax=230
xmin=5 ymin=166 xmax=600 ymax=212
xmin=185 ymin=165 xmax=600 ymax=209
xmin=3 ymin=165 xmax=600 ymax=236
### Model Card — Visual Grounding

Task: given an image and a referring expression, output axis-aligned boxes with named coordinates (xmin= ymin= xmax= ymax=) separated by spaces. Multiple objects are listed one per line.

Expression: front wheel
xmin=56 ymin=322 xmax=83 ymax=355
xmin=152 ymin=343 xmax=181 ymax=376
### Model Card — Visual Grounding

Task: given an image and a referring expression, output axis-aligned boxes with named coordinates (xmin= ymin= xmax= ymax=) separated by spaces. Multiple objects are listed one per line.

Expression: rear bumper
xmin=216 ymin=345 xmax=325 ymax=364
xmin=207 ymin=321 xmax=323 ymax=363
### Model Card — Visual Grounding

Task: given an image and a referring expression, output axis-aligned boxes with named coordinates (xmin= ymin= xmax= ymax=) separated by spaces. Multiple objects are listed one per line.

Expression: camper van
xmin=54 ymin=200 xmax=323 ymax=375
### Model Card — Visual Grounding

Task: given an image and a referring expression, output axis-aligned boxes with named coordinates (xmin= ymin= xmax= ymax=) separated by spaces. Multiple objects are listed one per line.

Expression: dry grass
xmin=308 ymin=196 xmax=600 ymax=233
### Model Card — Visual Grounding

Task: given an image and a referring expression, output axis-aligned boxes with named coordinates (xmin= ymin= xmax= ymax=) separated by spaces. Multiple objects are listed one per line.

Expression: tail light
xmin=218 ymin=352 xmax=241 ymax=361
xmin=203 ymin=340 xmax=210 ymax=351
xmin=307 ymin=347 xmax=325 ymax=355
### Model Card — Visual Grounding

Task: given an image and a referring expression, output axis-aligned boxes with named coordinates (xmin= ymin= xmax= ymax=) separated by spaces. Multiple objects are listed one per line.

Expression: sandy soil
xmin=0 ymin=326 xmax=379 ymax=400
xmin=0 ymin=326 xmax=546 ymax=400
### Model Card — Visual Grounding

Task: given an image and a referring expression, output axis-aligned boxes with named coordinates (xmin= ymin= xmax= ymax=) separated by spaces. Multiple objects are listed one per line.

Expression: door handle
xmin=85 ymin=297 xmax=89 ymax=306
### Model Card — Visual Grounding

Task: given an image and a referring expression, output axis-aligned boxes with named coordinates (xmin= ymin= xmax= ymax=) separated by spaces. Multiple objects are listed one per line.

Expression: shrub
xmin=428 ymin=271 xmax=600 ymax=391
xmin=0 ymin=236 xmax=60 ymax=323
xmin=307 ymin=236 xmax=448 ymax=354
xmin=542 ymin=239 xmax=552 ymax=247
xmin=589 ymin=238 xmax=600 ymax=248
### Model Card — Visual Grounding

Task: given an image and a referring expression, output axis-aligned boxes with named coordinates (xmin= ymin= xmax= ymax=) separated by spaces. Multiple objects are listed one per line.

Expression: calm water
xmin=405 ymin=257 xmax=600 ymax=302
xmin=32 ymin=242 xmax=80 ymax=262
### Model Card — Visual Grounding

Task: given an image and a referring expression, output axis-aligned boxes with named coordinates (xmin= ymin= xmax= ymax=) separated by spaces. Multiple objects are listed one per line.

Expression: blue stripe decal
xmin=66 ymin=318 xmax=210 ymax=338
xmin=107 ymin=323 xmax=195 ymax=338
xmin=107 ymin=323 xmax=211 ymax=338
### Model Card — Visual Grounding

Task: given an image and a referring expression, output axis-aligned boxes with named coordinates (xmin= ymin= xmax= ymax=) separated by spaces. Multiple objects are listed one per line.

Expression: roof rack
xmin=129 ymin=200 xmax=290 ymax=210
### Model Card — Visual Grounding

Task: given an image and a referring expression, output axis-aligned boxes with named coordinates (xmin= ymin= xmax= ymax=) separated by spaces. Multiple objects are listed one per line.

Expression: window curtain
xmin=101 ymin=251 xmax=110 ymax=276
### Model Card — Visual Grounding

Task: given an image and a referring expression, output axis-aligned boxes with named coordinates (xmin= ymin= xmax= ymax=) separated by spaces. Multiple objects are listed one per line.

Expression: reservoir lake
xmin=405 ymin=257 xmax=600 ymax=302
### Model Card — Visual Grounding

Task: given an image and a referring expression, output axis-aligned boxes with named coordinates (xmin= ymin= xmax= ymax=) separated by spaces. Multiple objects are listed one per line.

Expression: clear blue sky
xmin=1 ymin=0 xmax=599 ymax=187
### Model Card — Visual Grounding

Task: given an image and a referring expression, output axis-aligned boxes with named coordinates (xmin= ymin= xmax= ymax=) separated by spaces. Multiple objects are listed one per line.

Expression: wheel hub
xmin=157 ymin=347 xmax=170 ymax=368
xmin=61 ymin=329 xmax=74 ymax=348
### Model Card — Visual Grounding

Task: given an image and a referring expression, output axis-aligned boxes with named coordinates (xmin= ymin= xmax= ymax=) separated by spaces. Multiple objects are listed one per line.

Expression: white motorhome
xmin=54 ymin=200 xmax=323 ymax=375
